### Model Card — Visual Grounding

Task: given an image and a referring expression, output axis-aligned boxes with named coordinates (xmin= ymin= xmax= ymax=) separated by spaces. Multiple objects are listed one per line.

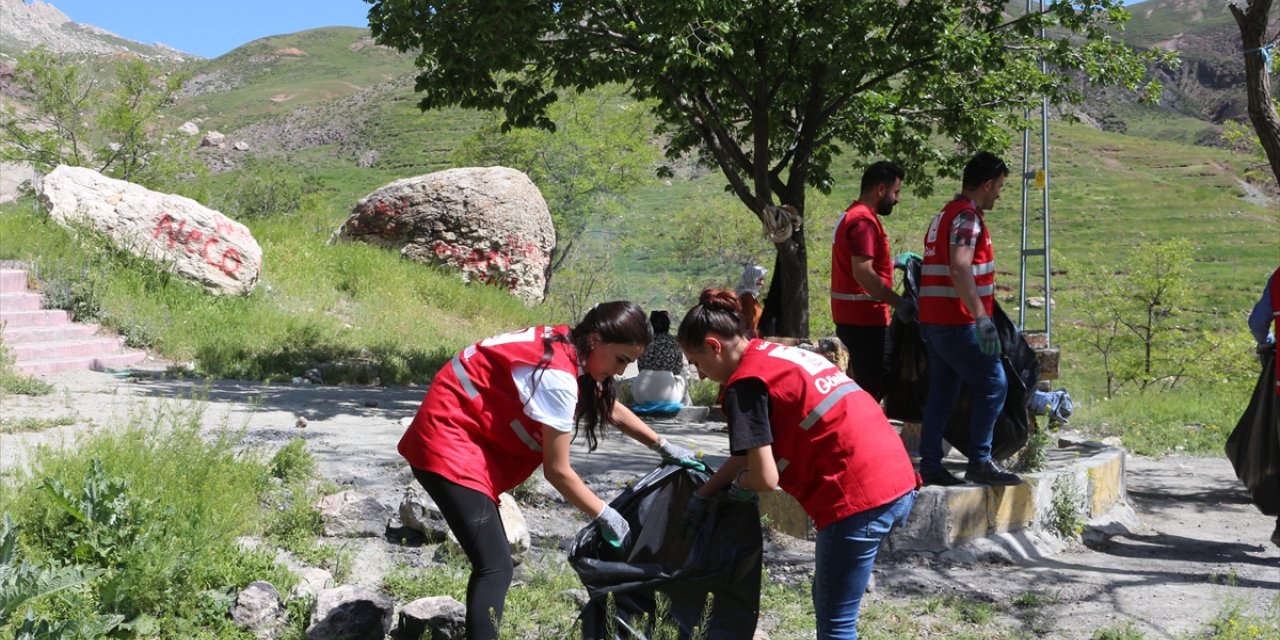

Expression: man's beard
xmin=876 ymin=197 xmax=895 ymax=216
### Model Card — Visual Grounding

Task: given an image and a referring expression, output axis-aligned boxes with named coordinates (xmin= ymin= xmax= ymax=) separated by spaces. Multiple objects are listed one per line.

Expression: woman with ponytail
xmin=398 ymin=301 xmax=698 ymax=640
xmin=677 ymin=289 xmax=918 ymax=640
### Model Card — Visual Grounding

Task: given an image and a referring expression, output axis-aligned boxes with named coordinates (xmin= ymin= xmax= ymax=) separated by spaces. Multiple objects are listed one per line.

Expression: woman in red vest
xmin=398 ymin=301 xmax=698 ymax=640
xmin=676 ymin=289 xmax=918 ymax=640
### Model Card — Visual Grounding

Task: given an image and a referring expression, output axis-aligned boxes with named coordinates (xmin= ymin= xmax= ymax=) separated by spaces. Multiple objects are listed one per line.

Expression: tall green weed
xmin=0 ymin=400 xmax=298 ymax=637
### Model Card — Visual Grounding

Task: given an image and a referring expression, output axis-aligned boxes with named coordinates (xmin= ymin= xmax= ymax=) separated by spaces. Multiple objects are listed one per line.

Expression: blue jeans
xmin=813 ymin=490 xmax=917 ymax=640
xmin=919 ymin=322 xmax=1007 ymax=469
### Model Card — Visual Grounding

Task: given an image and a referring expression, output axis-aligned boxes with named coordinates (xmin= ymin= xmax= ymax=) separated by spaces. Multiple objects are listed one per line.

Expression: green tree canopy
xmin=0 ymin=46 xmax=200 ymax=191
xmin=366 ymin=0 xmax=1163 ymax=335
xmin=450 ymin=86 xmax=661 ymax=295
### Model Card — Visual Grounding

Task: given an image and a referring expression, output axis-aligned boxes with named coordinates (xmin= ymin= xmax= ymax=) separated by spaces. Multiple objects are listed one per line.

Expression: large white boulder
xmin=37 ymin=165 xmax=262 ymax=295
xmin=332 ymin=166 xmax=554 ymax=303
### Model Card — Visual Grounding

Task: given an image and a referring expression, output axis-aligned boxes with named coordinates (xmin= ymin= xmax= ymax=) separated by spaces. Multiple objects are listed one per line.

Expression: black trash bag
xmin=569 ymin=464 xmax=762 ymax=640
xmin=883 ymin=258 xmax=928 ymax=422
xmin=1225 ymin=346 xmax=1279 ymax=516
xmin=943 ymin=303 xmax=1038 ymax=461
xmin=882 ymin=256 xmax=1039 ymax=460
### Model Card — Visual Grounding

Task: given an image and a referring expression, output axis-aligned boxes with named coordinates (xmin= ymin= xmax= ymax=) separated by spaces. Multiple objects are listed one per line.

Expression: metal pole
xmin=1040 ymin=3 xmax=1052 ymax=348
xmin=1019 ymin=112 xmax=1031 ymax=332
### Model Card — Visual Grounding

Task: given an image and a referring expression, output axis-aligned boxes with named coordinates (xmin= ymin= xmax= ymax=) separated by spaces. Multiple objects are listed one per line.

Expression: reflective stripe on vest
xmin=451 ymin=355 xmax=479 ymax=399
xmin=777 ymin=458 xmax=790 ymax=475
xmin=832 ymin=292 xmax=879 ymax=302
xmin=799 ymin=381 xmax=863 ymax=430
xmin=918 ymin=284 xmax=996 ymax=298
xmin=920 ymin=263 xmax=995 ymax=277
xmin=509 ymin=419 xmax=542 ymax=452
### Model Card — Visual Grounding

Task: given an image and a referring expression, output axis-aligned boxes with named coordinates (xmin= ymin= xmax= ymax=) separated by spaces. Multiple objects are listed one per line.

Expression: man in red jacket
xmin=917 ymin=152 xmax=1021 ymax=487
xmin=831 ymin=160 xmax=916 ymax=400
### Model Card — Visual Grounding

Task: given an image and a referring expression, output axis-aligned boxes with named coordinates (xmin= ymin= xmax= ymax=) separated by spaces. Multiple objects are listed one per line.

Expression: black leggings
xmin=413 ymin=468 xmax=514 ymax=640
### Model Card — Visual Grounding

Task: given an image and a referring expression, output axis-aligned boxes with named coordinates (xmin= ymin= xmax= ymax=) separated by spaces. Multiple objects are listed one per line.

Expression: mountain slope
xmin=0 ymin=0 xmax=195 ymax=62
xmin=1119 ymin=0 xmax=1278 ymax=122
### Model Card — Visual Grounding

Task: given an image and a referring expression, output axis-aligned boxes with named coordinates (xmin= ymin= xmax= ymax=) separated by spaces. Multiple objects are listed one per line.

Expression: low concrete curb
xmin=757 ymin=443 xmax=1134 ymax=560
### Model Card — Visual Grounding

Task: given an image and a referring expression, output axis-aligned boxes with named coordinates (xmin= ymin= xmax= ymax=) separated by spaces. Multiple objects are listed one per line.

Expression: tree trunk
xmin=1230 ymin=0 xmax=1280 ymax=188
xmin=759 ymin=226 xmax=810 ymax=339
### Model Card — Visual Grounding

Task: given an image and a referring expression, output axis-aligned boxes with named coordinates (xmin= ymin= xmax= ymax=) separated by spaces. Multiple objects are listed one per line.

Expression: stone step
xmin=14 ymin=350 xmax=147 ymax=376
xmin=7 ymin=336 xmax=126 ymax=362
xmin=0 ymin=269 xmax=27 ymax=294
xmin=1 ymin=323 xmax=101 ymax=345
xmin=0 ymin=292 xmax=44 ymax=312
xmin=0 ymin=309 xmax=70 ymax=328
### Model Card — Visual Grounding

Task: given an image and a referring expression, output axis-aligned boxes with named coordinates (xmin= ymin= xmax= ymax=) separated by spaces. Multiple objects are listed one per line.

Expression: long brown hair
xmin=677 ymin=288 xmax=751 ymax=348
xmin=536 ymin=301 xmax=651 ymax=451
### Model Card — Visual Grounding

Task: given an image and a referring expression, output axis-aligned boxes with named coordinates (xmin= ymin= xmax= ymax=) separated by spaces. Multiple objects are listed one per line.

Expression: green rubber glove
xmin=894 ymin=251 xmax=922 ymax=269
xmin=976 ymin=316 xmax=1002 ymax=356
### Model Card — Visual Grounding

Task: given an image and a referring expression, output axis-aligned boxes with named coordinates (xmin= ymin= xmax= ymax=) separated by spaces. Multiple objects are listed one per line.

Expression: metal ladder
xmin=1017 ymin=0 xmax=1053 ymax=348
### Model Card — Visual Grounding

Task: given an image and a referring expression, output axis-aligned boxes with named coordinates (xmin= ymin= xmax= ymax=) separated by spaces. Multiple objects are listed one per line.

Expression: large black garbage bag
xmin=569 ymin=464 xmax=762 ymax=640
xmin=883 ymin=259 xmax=928 ymax=422
xmin=943 ymin=303 xmax=1038 ymax=461
xmin=882 ymin=257 xmax=1038 ymax=460
xmin=1225 ymin=346 xmax=1279 ymax=516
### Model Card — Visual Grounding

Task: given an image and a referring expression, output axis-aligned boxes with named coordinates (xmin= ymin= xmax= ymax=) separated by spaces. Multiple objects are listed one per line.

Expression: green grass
xmin=0 ymin=195 xmax=545 ymax=384
xmin=0 ymin=342 xmax=53 ymax=397
xmin=0 ymin=399 xmax=310 ymax=638
xmin=383 ymin=549 xmax=585 ymax=639
xmin=0 ymin=415 xmax=75 ymax=434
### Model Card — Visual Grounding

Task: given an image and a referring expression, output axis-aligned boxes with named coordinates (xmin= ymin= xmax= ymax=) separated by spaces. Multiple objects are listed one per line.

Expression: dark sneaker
xmin=1271 ymin=517 xmax=1280 ymax=549
xmin=965 ymin=459 xmax=1023 ymax=486
xmin=921 ymin=467 xmax=965 ymax=487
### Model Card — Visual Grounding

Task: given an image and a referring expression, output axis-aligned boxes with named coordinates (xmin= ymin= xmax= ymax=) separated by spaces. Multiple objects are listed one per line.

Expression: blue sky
xmin=46 ymin=0 xmax=372 ymax=59
xmin=44 ymin=0 xmax=1152 ymax=60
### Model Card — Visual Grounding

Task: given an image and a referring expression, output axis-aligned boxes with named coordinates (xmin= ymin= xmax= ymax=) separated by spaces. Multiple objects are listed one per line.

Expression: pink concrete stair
xmin=0 ymin=268 xmax=147 ymax=375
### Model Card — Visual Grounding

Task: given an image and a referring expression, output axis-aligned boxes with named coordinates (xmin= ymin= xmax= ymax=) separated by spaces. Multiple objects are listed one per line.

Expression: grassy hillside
xmin=172 ymin=27 xmax=417 ymax=131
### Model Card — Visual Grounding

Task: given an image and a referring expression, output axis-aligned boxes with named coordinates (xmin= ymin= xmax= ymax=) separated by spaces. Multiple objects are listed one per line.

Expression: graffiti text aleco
xmin=151 ymin=212 xmax=245 ymax=276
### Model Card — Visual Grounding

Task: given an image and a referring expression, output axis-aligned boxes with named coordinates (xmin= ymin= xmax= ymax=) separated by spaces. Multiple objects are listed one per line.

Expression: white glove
xmin=594 ymin=505 xmax=630 ymax=548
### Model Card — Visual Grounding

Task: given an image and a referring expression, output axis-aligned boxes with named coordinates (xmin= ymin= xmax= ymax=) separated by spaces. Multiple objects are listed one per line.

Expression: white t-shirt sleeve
xmin=511 ymin=364 xmax=579 ymax=432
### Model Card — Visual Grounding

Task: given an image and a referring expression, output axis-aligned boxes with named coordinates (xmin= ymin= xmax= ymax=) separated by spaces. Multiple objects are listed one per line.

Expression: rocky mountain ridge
xmin=0 ymin=0 xmax=196 ymax=62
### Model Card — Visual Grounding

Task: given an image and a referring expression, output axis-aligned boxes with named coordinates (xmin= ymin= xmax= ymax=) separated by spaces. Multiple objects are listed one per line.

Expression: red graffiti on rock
xmin=152 ymin=212 xmax=245 ymax=276
xmin=430 ymin=237 xmax=549 ymax=291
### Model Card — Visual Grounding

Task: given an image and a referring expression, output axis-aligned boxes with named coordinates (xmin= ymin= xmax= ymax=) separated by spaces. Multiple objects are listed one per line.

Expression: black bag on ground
xmin=1225 ymin=346 xmax=1279 ymax=516
xmin=943 ymin=303 xmax=1038 ymax=461
xmin=569 ymin=464 xmax=762 ymax=640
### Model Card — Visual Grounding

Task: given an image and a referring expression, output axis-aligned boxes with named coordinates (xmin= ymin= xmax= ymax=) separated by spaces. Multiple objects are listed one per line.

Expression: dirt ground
xmin=1 ymin=366 xmax=1276 ymax=639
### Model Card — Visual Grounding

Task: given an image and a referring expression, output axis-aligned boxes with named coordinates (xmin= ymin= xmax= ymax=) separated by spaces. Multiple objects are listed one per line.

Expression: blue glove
xmin=894 ymin=251 xmax=922 ymax=269
xmin=680 ymin=494 xmax=709 ymax=539
xmin=654 ymin=439 xmax=707 ymax=472
xmin=976 ymin=316 xmax=1001 ymax=356
xmin=594 ymin=505 xmax=630 ymax=549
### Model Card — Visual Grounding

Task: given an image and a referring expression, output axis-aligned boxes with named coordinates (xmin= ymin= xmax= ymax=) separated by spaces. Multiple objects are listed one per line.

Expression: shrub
xmin=269 ymin=438 xmax=316 ymax=485
xmin=0 ymin=403 xmax=299 ymax=636
xmin=1050 ymin=475 xmax=1086 ymax=539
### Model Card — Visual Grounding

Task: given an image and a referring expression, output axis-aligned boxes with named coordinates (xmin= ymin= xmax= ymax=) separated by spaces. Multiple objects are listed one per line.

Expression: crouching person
xmin=678 ymin=289 xmax=919 ymax=640
xmin=398 ymin=301 xmax=699 ymax=640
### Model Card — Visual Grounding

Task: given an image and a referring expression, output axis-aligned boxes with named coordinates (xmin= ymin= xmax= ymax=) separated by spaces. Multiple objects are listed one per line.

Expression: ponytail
xmin=677 ymin=288 xmax=752 ymax=349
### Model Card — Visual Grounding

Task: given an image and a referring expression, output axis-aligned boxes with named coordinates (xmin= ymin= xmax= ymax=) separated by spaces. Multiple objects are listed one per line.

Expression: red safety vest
xmin=919 ymin=197 xmax=995 ymax=325
xmin=725 ymin=339 xmax=918 ymax=530
xmin=1272 ymin=267 xmax=1279 ymax=395
xmin=398 ymin=325 xmax=579 ymax=501
xmin=831 ymin=202 xmax=893 ymax=326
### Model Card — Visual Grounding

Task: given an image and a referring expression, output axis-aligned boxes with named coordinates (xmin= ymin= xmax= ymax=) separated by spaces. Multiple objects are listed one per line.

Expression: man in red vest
xmin=917 ymin=152 xmax=1021 ymax=486
xmin=831 ymin=160 xmax=917 ymax=400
